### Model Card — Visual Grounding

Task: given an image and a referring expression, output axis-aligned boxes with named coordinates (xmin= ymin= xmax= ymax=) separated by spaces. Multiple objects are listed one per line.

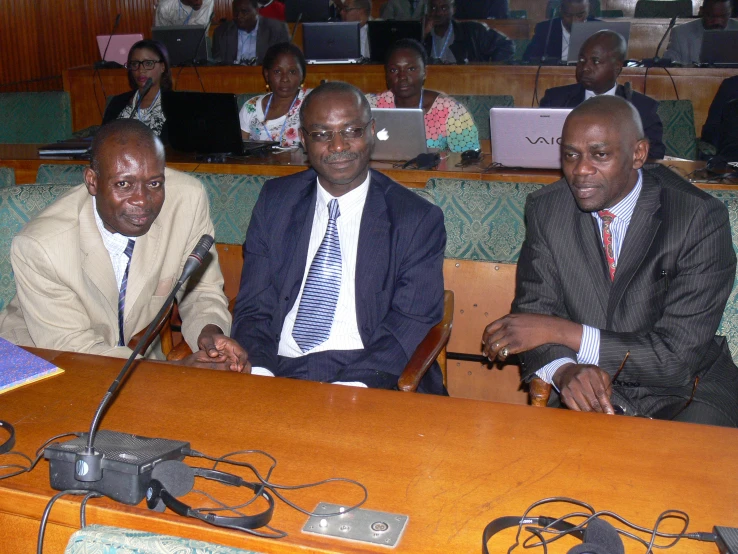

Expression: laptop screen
xmin=567 ymin=21 xmax=632 ymax=63
xmin=302 ymin=22 xmax=361 ymax=62
xmin=151 ymin=26 xmax=209 ymax=66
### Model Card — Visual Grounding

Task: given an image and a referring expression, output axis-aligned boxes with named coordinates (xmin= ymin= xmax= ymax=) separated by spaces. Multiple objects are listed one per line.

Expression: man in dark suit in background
xmin=523 ymin=0 xmax=597 ymax=62
xmin=231 ymin=81 xmax=447 ymax=394
xmin=483 ymin=96 xmax=738 ymax=427
xmin=212 ymin=0 xmax=289 ymax=65
xmin=702 ymin=75 xmax=738 ymax=149
xmin=540 ymin=30 xmax=666 ymax=159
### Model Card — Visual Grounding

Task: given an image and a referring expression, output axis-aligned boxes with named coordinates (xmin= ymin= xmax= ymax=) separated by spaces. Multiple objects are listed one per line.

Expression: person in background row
xmin=259 ymin=0 xmax=286 ymax=20
xmin=422 ymin=0 xmax=514 ymax=63
xmin=239 ymin=43 xmax=312 ymax=147
xmin=337 ymin=0 xmax=372 ymax=59
xmin=367 ymin=39 xmax=480 ymax=153
xmin=213 ymin=0 xmax=290 ymax=65
xmin=453 ymin=0 xmax=509 ymax=19
xmin=702 ymin=74 xmax=738 ymax=149
xmin=154 ymin=0 xmax=214 ymax=27
xmin=524 ymin=0 xmax=598 ymax=62
xmin=103 ymin=40 xmax=172 ymax=140
xmin=540 ymin=30 xmax=665 ymax=159
xmin=380 ymin=0 xmax=427 ymax=20
xmin=664 ymin=0 xmax=738 ymax=65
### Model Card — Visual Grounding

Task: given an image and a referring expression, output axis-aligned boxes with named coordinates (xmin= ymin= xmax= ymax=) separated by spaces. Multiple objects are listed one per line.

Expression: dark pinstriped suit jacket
xmin=231 ymin=169 xmax=447 ymax=394
xmin=514 ymin=165 xmax=738 ymax=422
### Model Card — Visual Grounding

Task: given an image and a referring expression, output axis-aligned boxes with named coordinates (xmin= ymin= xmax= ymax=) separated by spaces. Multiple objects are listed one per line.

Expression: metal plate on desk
xmin=302 ymin=503 xmax=408 ymax=548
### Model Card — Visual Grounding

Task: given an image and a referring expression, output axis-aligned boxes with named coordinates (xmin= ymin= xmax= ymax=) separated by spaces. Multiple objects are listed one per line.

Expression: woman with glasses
xmin=366 ymin=38 xmax=479 ymax=153
xmin=239 ymin=42 xmax=311 ymax=147
xmin=102 ymin=40 xmax=172 ymax=138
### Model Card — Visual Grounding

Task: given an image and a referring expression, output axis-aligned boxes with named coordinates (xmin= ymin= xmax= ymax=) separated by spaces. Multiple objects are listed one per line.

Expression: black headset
xmin=145 ymin=460 xmax=274 ymax=531
xmin=483 ymin=515 xmax=583 ymax=553
xmin=0 ymin=421 xmax=15 ymax=455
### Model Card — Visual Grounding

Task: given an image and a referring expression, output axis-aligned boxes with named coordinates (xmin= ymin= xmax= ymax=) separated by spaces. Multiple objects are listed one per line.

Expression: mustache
xmin=324 ymin=152 xmax=359 ymax=163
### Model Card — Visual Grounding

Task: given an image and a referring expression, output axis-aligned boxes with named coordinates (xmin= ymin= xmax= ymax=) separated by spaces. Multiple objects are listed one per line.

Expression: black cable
xmin=0 ymin=432 xmax=81 ymax=481
xmin=37 ymin=490 xmax=87 ymax=554
xmin=80 ymin=492 xmax=102 ymax=528
xmin=532 ymin=63 xmax=544 ymax=107
xmin=662 ymin=66 xmax=680 ymax=100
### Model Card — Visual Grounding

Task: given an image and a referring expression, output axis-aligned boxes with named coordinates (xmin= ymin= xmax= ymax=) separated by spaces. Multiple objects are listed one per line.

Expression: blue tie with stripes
xmin=118 ymin=239 xmax=135 ymax=347
xmin=292 ymin=199 xmax=342 ymax=353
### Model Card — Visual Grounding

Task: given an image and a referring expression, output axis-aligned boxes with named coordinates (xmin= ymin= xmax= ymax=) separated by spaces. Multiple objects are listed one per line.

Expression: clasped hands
xmin=482 ymin=314 xmax=615 ymax=414
xmin=177 ymin=324 xmax=252 ymax=374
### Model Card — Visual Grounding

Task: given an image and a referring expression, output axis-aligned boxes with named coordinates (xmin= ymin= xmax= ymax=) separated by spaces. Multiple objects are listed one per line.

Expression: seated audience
xmin=213 ymin=0 xmax=290 ymax=65
xmin=702 ymin=75 xmax=738 ymax=148
xmin=367 ymin=39 xmax=480 ymax=153
xmin=0 ymin=120 xmax=249 ymax=372
xmin=454 ymin=0 xmax=509 ymax=19
xmin=231 ymin=81 xmax=447 ymax=394
xmin=338 ymin=0 xmax=372 ymax=59
xmin=380 ymin=0 xmax=427 ymax=20
xmin=524 ymin=0 xmax=597 ymax=62
xmin=540 ymin=30 xmax=665 ymax=159
xmin=154 ymin=0 xmax=214 ymax=27
xmin=422 ymin=0 xmax=514 ymax=63
xmin=239 ymin=43 xmax=311 ymax=147
xmin=664 ymin=0 xmax=738 ymax=65
xmin=259 ymin=0 xmax=286 ymax=20
xmin=102 ymin=40 xmax=171 ymax=139
xmin=482 ymin=95 xmax=738 ymax=427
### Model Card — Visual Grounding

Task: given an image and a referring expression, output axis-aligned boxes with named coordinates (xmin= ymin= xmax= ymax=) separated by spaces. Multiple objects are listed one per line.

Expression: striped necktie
xmin=118 ymin=239 xmax=135 ymax=346
xmin=598 ymin=210 xmax=616 ymax=281
xmin=292 ymin=199 xmax=342 ymax=353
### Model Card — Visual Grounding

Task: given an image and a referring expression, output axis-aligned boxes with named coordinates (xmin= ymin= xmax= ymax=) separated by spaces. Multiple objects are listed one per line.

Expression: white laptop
xmin=567 ymin=21 xmax=632 ymax=64
xmin=303 ymin=22 xmax=361 ymax=64
xmin=371 ymin=108 xmax=428 ymax=161
xmin=489 ymin=107 xmax=572 ymax=169
xmin=96 ymin=34 xmax=144 ymax=66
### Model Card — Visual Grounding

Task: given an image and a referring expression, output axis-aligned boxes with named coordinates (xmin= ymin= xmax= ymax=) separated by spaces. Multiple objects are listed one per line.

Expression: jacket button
xmin=284 ymin=296 xmax=289 ymax=301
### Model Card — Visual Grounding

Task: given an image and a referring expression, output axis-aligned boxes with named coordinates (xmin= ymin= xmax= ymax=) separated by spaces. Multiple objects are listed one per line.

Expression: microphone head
xmin=114 ymin=13 xmax=121 ymax=26
xmin=141 ymin=77 xmax=154 ymax=94
xmin=192 ymin=234 xmax=214 ymax=262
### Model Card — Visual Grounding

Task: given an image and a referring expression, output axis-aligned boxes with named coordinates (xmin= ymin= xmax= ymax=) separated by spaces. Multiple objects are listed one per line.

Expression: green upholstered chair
xmin=513 ymin=39 xmax=531 ymax=61
xmin=0 ymin=92 xmax=73 ymax=144
xmin=0 ymin=167 xmax=15 ymax=188
xmin=36 ymin=164 xmax=87 ymax=185
xmin=601 ymin=9 xmax=625 ymax=17
xmin=0 ymin=184 xmax=75 ymax=310
xmin=634 ymin=0 xmax=692 ymax=17
xmin=451 ymin=95 xmax=514 ymax=141
xmin=547 ymin=0 xmax=601 ymax=18
xmin=65 ymin=525 xmax=262 ymax=554
xmin=509 ymin=9 xmax=527 ymax=18
xmin=657 ymin=99 xmax=698 ymax=160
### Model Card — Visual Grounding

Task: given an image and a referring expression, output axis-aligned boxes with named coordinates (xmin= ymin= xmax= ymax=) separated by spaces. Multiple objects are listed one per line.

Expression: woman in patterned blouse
xmin=239 ymin=42 xmax=312 ymax=147
xmin=366 ymin=38 xmax=480 ymax=153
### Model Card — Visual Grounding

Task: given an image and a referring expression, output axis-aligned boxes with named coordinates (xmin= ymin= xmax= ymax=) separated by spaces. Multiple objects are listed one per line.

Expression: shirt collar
xmin=92 ymin=196 xmax=137 ymax=254
xmin=561 ymin=20 xmax=570 ymax=41
xmin=584 ymin=83 xmax=618 ymax=100
xmin=239 ymin=16 xmax=260 ymax=36
xmin=316 ymin=172 xmax=371 ymax=220
xmin=591 ymin=169 xmax=643 ymax=223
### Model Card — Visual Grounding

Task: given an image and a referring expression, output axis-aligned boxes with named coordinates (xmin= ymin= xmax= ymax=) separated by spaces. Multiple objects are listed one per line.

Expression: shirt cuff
xmin=577 ymin=325 xmax=600 ymax=366
xmin=332 ymin=381 xmax=368 ymax=388
xmin=535 ymin=358 xmax=577 ymax=389
xmin=251 ymin=366 xmax=275 ymax=377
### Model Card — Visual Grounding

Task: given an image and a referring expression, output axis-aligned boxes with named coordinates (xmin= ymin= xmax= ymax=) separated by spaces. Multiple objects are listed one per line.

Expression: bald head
xmin=582 ymin=30 xmax=627 ymax=63
xmin=570 ymin=95 xmax=645 ymax=141
xmin=91 ymin=119 xmax=164 ymax=173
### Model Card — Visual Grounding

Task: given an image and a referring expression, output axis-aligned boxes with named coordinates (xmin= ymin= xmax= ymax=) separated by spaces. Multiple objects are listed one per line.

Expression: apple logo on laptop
xmin=377 ymin=128 xmax=390 ymax=141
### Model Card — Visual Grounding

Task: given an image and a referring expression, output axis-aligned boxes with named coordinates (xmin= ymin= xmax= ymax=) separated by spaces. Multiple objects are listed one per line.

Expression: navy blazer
xmin=702 ymin=75 xmax=738 ymax=147
xmin=231 ymin=169 xmax=447 ymax=394
xmin=523 ymin=17 xmax=599 ymax=61
xmin=540 ymin=83 xmax=666 ymax=159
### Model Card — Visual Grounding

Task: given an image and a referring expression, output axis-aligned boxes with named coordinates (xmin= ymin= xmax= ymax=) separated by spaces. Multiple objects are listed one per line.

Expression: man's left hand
xmin=196 ymin=324 xmax=251 ymax=373
xmin=482 ymin=314 xmax=583 ymax=361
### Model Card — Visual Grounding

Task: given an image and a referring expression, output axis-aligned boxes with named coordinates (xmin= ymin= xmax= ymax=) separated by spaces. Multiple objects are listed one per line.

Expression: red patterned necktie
xmin=598 ymin=210 xmax=616 ymax=281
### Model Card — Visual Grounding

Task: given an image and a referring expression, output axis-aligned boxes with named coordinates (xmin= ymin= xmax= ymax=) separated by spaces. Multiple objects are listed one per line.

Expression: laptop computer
xmin=96 ymin=34 xmax=144 ymax=66
xmin=567 ymin=21 xmax=632 ymax=63
xmin=371 ymin=108 xmax=428 ymax=161
xmin=700 ymin=30 xmax=738 ymax=66
xmin=162 ymin=92 xmax=276 ymax=155
xmin=285 ymin=0 xmax=331 ymax=22
xmin=489 ymin=107 xmax=573 ymax=169
xmin=303 ymin=22 xmax=361 ymax=64
xmin=151 ymin=25 xmax=209 ymax=66
xmin=367 ymin=21 xmax=423 ymax=64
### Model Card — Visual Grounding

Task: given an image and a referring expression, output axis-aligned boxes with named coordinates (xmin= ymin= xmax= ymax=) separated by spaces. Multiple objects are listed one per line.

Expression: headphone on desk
xmin=146 ymin=460 xmax=274 ymax=531
xmin=0 ymin=421 xmax=15 ymax=455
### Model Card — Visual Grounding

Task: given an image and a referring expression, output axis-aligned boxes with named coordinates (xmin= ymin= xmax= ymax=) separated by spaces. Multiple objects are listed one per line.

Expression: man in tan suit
xmin=0 ymin=120 xmax=249 ymax=372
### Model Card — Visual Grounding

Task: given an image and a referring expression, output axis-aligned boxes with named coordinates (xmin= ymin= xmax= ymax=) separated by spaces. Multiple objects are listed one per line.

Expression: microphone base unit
xmin=44 ymin=430 xmax=189 ymax=505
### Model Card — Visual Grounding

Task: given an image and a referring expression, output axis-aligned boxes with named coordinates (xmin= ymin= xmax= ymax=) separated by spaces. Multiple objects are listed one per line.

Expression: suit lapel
xmin=79 ymin=198 xmax=119 ymax=315
xmin=282 ymin=179 xmax=317 ymax=309
xmin=568 ymin=85 xmax=586 ymax=107
xmin=575 ymin=209 xmax=611 ymax=314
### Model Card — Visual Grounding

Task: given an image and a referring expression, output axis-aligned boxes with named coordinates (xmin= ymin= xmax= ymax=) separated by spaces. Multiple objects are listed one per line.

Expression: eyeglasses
xmin=126 ymin=59 xmax=163 ymax=71
xmin=301 ymin=120 xmax=373 ymax=143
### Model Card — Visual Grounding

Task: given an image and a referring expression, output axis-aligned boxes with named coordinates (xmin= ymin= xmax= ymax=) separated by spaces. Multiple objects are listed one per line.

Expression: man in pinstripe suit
xmin=484 ymin=95 xmax=738 ymax=426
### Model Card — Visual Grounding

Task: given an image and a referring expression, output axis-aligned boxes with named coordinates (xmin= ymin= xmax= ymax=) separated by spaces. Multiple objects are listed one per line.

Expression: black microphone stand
xmin=95 ymin=13 xmax=124 ymax=70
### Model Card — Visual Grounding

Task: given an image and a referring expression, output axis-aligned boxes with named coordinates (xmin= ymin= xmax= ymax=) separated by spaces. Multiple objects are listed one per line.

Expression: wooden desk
xmin=63 ymin=65 xmax=738 ymax=134
xmin=2 ymin=348 xmax=737 ymax=553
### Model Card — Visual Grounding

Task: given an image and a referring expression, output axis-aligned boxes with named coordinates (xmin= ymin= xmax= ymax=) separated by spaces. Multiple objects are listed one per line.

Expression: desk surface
xmin=1 ymin=348 xmax=737 ymax=553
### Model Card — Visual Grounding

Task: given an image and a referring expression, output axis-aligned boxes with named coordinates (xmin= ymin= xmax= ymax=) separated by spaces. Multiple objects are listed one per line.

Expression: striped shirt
xmin=92 ymin=197 xmax=137 ymax=291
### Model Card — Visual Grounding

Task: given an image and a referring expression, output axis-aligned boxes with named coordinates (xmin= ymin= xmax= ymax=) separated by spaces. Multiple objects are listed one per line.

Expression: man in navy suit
xmin=231 ymin=81 xmax=447 ymax=394
xmin=540 ymin=30 xmax=666 ymax=159
xmin=523 ymin=0 xmax=596 ymax=62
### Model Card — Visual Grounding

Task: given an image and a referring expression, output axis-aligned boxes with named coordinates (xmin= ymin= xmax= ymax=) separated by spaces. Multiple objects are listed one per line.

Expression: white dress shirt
xmin=584 ymin=83 xmax=618 ymax=100
xmin=154 ymin=0 xmax=214 ymax=27
xmin=92 ymin=198 xmax=136 ymax=291
xmin=561 ymin=21 xmax=570 ymax=61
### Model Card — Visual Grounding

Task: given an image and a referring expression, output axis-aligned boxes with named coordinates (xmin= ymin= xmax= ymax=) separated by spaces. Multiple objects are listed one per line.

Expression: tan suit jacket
xmin=0 ymin=168 xmax=230 ymax=359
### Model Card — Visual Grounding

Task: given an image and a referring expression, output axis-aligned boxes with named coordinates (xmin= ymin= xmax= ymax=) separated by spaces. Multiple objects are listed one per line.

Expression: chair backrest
xmin=601 ymin=9 xmax=625 ymax=17
xmin=547 ymin=0 xmax=602 ymax=17
xmin=450 ymin=95 xmax=515 ymax=141
xmin=36 ymin=164 xmax=87 ymax=185
xmin=0 ymin=184 xmax=76 ymax=310
xmin=509 ymin=9 xmax=527 ymax=18
xmin=657 ymin=99 xmax=697 ymax=160
xmin=0 ymin=92 xmax=73 ymax=144
xmin=0 ymin=167 xmax=15 ymax=188
xmin=513 ymin=39 xmax=532 ymax=61
xmin=634 ymin=0 xmax=692 ymax=18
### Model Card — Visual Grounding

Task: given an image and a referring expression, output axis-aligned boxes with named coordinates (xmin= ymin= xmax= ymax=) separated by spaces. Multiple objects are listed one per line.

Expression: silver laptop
xmin=490 ymin=107 xmax=573 ymax=169
xmin=567 ymin=21 xmax=632 ymax=63
xmin=303 ymin=22 xmax=361 ymax=64
xmin=371 ymin=108 xmax=428 ymax=161
xmin=97 ymin=34 xmax=144 ymax=66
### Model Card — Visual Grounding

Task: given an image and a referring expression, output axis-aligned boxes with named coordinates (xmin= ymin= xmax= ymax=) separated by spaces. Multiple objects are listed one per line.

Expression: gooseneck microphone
xmin=290 ymin=13 xmax=303 ymax=43
xmin=129 ymin=78 xmax=153 ymax=118
xmin=643 ymin=16 xmax=677 ymax=68
xmin=73 ymin=234 xmax=214 ymax=484
xmin=540 ymin=17 xmax=556 ymax=64
xmin=95 ymin=14 xmax=123 ymax=70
